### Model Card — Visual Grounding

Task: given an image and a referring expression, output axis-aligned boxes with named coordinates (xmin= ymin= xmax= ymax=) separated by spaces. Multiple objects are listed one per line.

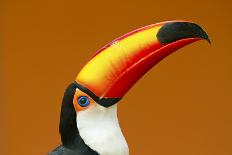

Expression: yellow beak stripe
xmin=76 ymin=25 xmax=163 ymax=98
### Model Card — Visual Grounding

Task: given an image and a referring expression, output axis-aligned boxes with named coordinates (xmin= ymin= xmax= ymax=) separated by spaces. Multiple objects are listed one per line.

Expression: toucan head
xmin=58 ymin=21 xmax=210 ymax=154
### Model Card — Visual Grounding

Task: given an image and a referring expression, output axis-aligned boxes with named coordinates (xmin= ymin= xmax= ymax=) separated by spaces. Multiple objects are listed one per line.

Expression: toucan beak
xmin=75 ymin=21 xmax=210 ymax=107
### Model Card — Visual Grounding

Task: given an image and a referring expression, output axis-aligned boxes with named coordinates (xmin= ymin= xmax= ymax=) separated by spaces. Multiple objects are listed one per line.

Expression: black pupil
xmin=80 ymin=97 xmax=87 ymax=105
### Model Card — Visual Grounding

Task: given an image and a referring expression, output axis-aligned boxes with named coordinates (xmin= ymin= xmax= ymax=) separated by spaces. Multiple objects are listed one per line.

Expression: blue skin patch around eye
xmin=78 ymin=96 xmax=90 ymax=107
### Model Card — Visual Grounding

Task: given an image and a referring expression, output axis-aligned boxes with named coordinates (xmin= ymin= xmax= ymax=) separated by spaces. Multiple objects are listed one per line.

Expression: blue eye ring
xmin=77 ymin=96 xmax=90 ymax=107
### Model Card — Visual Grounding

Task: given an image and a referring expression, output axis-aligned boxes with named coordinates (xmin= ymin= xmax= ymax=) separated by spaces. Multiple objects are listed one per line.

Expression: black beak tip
xmin=205 ymin=34 xmax=211 ymax=44
xmin=157 ymin=21 xmax=211 ymax=44
xmin=197 ymin=29 xmax=211 ymax=44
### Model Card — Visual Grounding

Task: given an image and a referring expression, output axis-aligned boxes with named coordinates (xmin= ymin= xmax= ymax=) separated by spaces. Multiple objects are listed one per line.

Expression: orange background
xmin=1 ymin=0 xmax=232 ymax=155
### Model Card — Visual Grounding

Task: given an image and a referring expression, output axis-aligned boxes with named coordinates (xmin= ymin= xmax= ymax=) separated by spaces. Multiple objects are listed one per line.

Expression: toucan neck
xmin=76 ymin=104 xmax=129 ymax=155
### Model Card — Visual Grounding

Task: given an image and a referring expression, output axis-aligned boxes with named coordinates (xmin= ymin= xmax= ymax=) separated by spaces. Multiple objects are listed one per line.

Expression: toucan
xmin=49 ymin=21 xmax=210 ymax=155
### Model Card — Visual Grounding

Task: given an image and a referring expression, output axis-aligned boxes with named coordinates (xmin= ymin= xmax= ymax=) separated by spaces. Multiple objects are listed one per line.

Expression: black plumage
xmin=49 ymin=83 xmax=99 ymax=155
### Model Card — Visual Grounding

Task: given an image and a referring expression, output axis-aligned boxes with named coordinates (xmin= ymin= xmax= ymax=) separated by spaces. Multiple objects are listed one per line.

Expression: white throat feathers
xmin=76 ymin=104 xmax=129 ymax=155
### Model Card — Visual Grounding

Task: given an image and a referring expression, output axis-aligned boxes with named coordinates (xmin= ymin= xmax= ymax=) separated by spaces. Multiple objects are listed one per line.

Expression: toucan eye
xmin=77 ymin=96 xmax=90 ymax=107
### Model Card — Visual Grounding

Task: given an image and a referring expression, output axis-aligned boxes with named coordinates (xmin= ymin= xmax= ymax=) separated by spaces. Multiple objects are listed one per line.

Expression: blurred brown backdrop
xmin=1 ymin=0 xmax=232 ymax=154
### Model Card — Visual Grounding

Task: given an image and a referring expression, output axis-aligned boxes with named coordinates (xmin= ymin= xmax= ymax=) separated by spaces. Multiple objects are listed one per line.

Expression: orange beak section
xmin=75 ymin=21 xmax=210 ymax=107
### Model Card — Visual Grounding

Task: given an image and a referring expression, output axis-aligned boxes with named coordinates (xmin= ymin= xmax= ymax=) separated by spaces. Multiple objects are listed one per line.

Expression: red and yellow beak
xmin=75 ymin=21 xmax=210 ymax=107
